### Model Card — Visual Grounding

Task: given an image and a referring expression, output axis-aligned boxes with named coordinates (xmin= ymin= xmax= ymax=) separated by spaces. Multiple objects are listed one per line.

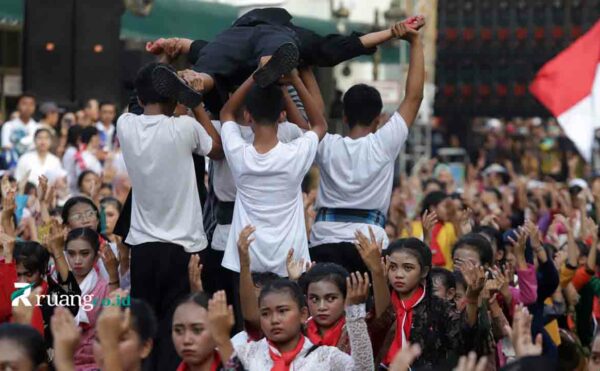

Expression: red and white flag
xmin=530 ymin=20 xmax=600 ymax=162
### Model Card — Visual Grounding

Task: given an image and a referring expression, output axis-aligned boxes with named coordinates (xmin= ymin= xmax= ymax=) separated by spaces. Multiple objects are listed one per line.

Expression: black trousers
xmin=310 ymin=242 xmax=368 ymax=274
xmin=130 ymin=242 xmax=191 ymax=371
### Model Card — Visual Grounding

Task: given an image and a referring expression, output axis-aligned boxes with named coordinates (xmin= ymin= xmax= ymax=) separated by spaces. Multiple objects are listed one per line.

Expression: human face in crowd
xmin=45 ymin=111 xmax=59 ymax=127
xmin=75 ymin=110 xmax=87 ymax=126
xmin=93 ymin=319 xmax=152 ymax=371
xmin=453 ymin=246 xmax=482 ymax=268
xmin=387 ymin=250 xmax=427 ymax=299
xmin=34 ymin=130 xmax=52 ymax=154
xmin=100 ymin=104 xmax=116 ymax=125
xmin=259 ymin=291 xmax=308 ymax=349
xmin=433 ymin=198 xmax=450 ymax=222
xmin=87 ymin=134 xmax=101 ymax=151
xmin=15 ymin=263 xmax=42 ymax=285
xmin=80 ymin=173 xmax=99 ymax=198
xmin=85 ymin=99 xmax=99 ymax=122
xmin=172 ymin=303 xmax=216 ymax=367
xmin=103 ymin=204 xmax=120 ymax=235
xmin=18 ymin=96 xmax=36 ymax=121
xmin=0 ymin=339 xmax=47 ymax=371
xmin=307 ymin=280 xmax=345 ymax=330
xmin=67 ymin=202 xmax=99 ymax=230
xmin=65 ymin=238 xmax=98 ymax=282
xmin=432 ymin=276 xmax=455 ymax=301
xmin=454 ymin=282 xmax=467 ymax=311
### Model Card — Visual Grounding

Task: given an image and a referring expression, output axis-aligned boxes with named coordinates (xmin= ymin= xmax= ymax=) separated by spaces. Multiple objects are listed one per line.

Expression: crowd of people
xmin=0 ymin=6 xmax=599 ymax=371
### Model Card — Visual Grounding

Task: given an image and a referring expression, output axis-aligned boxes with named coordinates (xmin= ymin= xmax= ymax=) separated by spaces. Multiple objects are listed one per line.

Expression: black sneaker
xmin=152 ymin=65 xmax=203 ymax=108
xmin=253 ymin=42 xmax=299 ymax=88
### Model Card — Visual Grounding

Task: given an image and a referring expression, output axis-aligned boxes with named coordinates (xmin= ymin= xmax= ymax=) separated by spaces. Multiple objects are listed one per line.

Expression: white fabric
xmin=310 ymin=112 xmax=409 ymax=248
xmin=96 ymin=122 xmax=116 ymax=151
xmin=210 ymin=121 xmax=304 ymax=251
xmin=76 ymin=150 xmax=103 ymax=177
xmin=557 ymin=64 xmax=600 ymax=162
xmin=62 ymin=146 xmax=79 ymax=193
xmin=117 ymin=113 xmax=213 ymax=252
xmin=220 ymin=121 xmax=317 ymax=276
xmin=74 ymin=268 xmax=99 ymax=325
xmin=1 ymin=118 xmax=39 ymax=150
xmin=15 ymin=152 xmax=63 ymax=185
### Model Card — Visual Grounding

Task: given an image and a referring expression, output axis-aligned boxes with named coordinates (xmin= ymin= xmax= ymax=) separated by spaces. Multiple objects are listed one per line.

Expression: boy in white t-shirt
xmin=219 ymin=45 xmax=328 ymax=278
xmin=117 ymin=62 xmax=223 ymax=371
xmin=309 ymin=18 xmax=425 ymax=273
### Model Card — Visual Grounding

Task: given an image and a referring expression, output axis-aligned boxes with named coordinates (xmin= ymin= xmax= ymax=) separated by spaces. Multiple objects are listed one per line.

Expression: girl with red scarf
xmin=211 ymin=278 xmax=374 ymax=370
xmin=369 ymin=238 xmax=481 ymax=369
xmin=172 ymin=292 xmax=233 ymax=371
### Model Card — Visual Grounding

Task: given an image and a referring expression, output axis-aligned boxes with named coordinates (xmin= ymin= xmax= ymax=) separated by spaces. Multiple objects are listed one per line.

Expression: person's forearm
xmin=291 ymin=76 xmax=327 ymax=137
xmin=566 ymin=233 xmax=579 ymax=267
xmin=371 ymin=268 xmax=391 ymax=318
xmin=587 ymin=241 xmax=597 ymax=272
xmin=1 ymin=212 xmax=15 ymax=238
xmin=404 ymin=39 xmax=425 ymax=103
xmin=299 ymin=68 xmax=325 ymax=113
xmin=465 ymin=300 xmax=478 ymax=327
xmin=53 ymin=350 xmax=76 ymax=371
xmin=239 ymin=263 xmax=260 ymax=328
xmin=192 ymin=105 xmax=224 ymax=160
xmin=54 ymin=254 xmax=70 ymax=283
xmin=283 ymin=89 xmax=310 ymax=131
xmin=220 ymin=76 xmax=254 ymax=122
xmin=359 ymin=29 xmax=393 ymax=48
xmin=215 ymin=340 xmax=234 ymax=365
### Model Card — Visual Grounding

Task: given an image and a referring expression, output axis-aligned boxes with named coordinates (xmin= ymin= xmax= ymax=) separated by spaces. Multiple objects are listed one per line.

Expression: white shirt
xmin=62 ymin=146 xmax=79 ymax=193
xmin=210 ymin=121 xmax=304 ymax=251
xmin=310 ymin=112 xmax=409 ymax=248
xmin=220 ymin=121 xmax=317 ymax=276
xmin=15 ymin=151 xmax=63 ymax=186
xmin=117 ymin=113 xmax=213 ymax=252
xmin=96 ymin=122 xmax=116 ymax=151
xmin=75 ymin=150 xmax=103 ymax=177
xmin=1 ymin=118 xmax=39 ymax=153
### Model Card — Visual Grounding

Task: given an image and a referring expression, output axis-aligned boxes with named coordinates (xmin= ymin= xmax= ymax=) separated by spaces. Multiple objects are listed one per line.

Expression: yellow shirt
xmin=401 ymin=221 xmax=456 ymax=270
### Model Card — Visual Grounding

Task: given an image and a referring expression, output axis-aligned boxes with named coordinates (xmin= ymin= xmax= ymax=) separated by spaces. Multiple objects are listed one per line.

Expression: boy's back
xmin=220 ymin=121 xmax=318 ymax=275
xmin=117 ymin=112 xmax=212 ymax=252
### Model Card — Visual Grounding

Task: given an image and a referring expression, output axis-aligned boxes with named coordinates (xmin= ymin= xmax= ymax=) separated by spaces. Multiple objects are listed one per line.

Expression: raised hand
xmin=43 ymin=219 xmax=66 ymax=258
xmin=507 ymin=226 xmax=529 ymax=260
xmin=354 ymin=227 xmax=384 ymax=274
xmin=391 ymin=21 xmax=421 ymax=43
xmin=524 ymin=220 xmax=542 ymax=250
xmin=0 ymin=229 xmax=16 ymax=263
xmin=460 ymin=260 xmax=485 ymax=302
xmin=99 ymin=244 xmax=119 ymax=287
xmin=345 ymin=271 xmax=370 ymax=306
xmin=207 ymin=291 xmax=235 ymax=345
xmin=188 ymin=254 xmax=204 ymax=293
xmin=504 ymin=305 xmax=543 ymax=358
xmin=286 ymin=248 xmax=311 ymax=281
xmin=454 ymin=352 xmax=488 ymax=371
xmin=51 ymin=307 xmax=82 ymax=370
xmin=389 ymin=342 xmax=422 ymax=371
xmin=237 ymin=225 xmax=255 ymax=268
xmin=12 ymin=286 xmax=43 ymax=325
xmin=421 ymin=209 xmax=438 ymax=244
xmin=97 ymin=290 xmax=131 ymax=346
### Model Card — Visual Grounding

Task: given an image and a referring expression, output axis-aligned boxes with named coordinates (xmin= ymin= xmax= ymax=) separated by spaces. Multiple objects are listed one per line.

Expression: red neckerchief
xmin=305 ymin=316 xmax=345 ymax=347
xmin=175 ymin=351 xmax=221 ymax=371
xmin=268 ymin=335 xmax=305 ymax=371
xmin=430 ymin=222 xmax=446 ymax=266
xmin=29 ymin=280 xmax=49 ymax=336
xmin=383 ymin=286 xmax=426 ymax=366
xmin=74 ymin=144 xmax=88 ymax=171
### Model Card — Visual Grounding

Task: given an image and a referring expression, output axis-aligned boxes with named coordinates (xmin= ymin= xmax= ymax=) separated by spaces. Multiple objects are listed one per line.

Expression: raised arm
xmin=359 ymin=16 xmax=424 ymax=49
xmin=192 ymin=104 xmax=224 ymax=160
xmin=282 ymin=87 xmax=310 ymax=131
xmin=299 ymin=67 xmax=325 ymax=113
xmin=237 ymin=225 xmax=261 ymax=330
xmin=289 ymin=71 xmax=328 ymax=140
xmin=220 ymin=75 xmax=255 ymax=123
xmin=396 ymin=23 xmax=424 ymax=127
xmin=354 ymin=227 xmax=390 ymax=318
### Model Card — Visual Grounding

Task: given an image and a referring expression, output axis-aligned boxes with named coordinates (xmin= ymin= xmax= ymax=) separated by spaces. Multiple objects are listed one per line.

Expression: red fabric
xmin=305 ymin=316 xmax=345 ymax=347
xmin=29 ymin=281 xmax=48 ymax=336
xmin=268 ymin=335 xmax=305 ymax=371
xmin=430 ymin=223 xmax=446 ymax=267
xmin=0 ymin=260 xmax=17 ymax=323
xmin=530 ymin=20 xmax=600 ymax=116
xmin=384 ymin=286 xmax=426 ymax=366
xmin=176 ymin=351 xmax=221 ymax=371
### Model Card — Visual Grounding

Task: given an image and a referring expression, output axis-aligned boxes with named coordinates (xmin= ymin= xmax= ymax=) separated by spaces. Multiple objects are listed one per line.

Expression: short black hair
xmin=135 ymin=63 xmax=176 ymax=106
xmin=79 ymin=126 xmax=98 ymax=145
xmin=100 ymin=196 xmax=122 ymax=213
xmin=62 ymin=196 xmax=101 ymax=231
xmin=99 ymin=101 xmax=116 ymax=110
xmin=17 ymin=92 xmax=36 ymax=104
xmin=423 ymin=178 xmax=445 ymax=192
xmin=176 ymin=292 xmax=210 ymax=311
xmin=430 ymin=267 xmax=456 ymax=290
xmin=421 ymin=190 xmax=448 ymax=215
xmin=0 ymin=323 xmax=46 ymax=367
xmin=452 ymin=233 xmax=494 ymax=267
xmin=14 ymin=241 xmax=50 ymax=275
xmin=343 ymin=84 xmax=382 ymax=128
xmin=77 ymin=170 xmax=98 ymax=190
xmin=299 ymin=263 xmax=349 ymax=299
xmin=67 ymin=125 xmax=82 ymax=147
xmin=252 ymin=272 xmax=280 ymax=288
xmin=244 ymin=84 xmax=284 ymax=125
xmin=259 ymin=278 xmax=306 ymax=310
